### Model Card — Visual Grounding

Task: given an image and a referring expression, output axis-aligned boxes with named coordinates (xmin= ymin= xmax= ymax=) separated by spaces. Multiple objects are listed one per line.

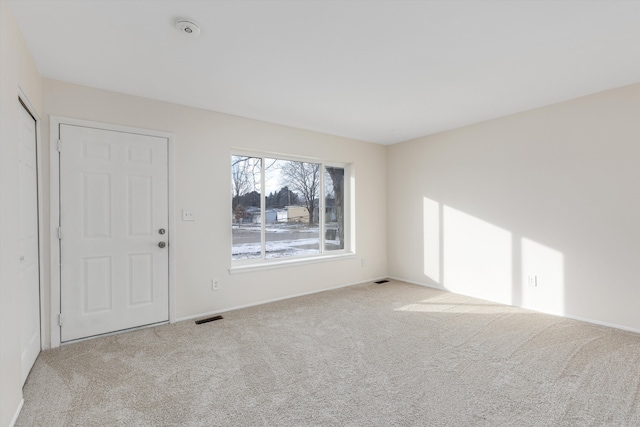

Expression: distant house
xmin=265 ymin=209 xmax=279 ymax=223
xmin=285 ymin=205 xmax=309 ymax=223
xmin=243 ymin=207 xmax=261 ymax=224
xmin=313 ymin=198 xmax=338 ymax=223
xmin=241 ymin=207 xmax=285 ymax=224
xmin=276 ymin=209 xmax=288 ymax=223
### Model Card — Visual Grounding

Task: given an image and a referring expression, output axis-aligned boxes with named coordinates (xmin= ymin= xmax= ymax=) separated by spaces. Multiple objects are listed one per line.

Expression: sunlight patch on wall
xmin=423 ymin=197 xmax=440 ymax=283
xmin=521 ymin=237 xmax=565 ymax=315
xmin=443 ymin=206 xmax=512 ymax=304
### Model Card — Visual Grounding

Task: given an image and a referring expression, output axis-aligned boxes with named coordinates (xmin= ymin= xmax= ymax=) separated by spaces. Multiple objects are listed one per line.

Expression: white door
xmin=59 ymin=124 xmax=169 ymax=342
xmin=19 ymin=101 xmax=40 ymax=384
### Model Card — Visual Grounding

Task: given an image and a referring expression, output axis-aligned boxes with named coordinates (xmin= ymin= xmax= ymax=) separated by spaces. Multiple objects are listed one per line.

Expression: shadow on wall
xmin=422 ymin=197 xmax=565 ymax=316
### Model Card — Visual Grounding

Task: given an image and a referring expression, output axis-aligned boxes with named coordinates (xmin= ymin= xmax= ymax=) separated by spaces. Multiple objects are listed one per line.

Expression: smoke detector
xmin=176 ymin=19 xmax=201 ymax=36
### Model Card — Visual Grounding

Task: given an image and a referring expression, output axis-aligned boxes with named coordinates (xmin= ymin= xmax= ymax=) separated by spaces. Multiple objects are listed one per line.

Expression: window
xmin=232 ymin=153 xmax=350 ymax=265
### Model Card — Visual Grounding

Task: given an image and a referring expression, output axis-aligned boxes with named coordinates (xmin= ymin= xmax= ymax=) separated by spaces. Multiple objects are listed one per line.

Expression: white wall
xmin=0 ymin=2 xmax=43 ymax=426
xmin=388 ymin=82 xmax=640 ymax=331
xmin=40 ymin=79 xmax=388 ymax=347
xmin=7 ymin=2 xmax=640 ymax=423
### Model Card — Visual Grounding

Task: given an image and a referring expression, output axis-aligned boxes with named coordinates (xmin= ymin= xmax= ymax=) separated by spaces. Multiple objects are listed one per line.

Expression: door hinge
xmin=57 ymin=139 xmax=62 ymax=152
xmin=58 ymin=226 xmax=62 ymax=239
xmin=58 ymin=313 xmax=64 ymax=326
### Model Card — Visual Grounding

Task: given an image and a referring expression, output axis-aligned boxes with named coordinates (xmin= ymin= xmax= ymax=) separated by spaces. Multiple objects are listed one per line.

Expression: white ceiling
xmin=9 ymin=1 xmax=640 ymax=145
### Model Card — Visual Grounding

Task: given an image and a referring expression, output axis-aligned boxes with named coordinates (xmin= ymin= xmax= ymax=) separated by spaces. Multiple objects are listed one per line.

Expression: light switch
xmin=182 ymin=209 xmax=195 ymax=221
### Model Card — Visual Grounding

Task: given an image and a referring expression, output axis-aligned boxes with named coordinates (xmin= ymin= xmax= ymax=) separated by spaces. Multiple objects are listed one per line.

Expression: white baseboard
xmin=555 ymin=312 xmax=640 ymax=335
xmin=389 ymin=275 xmax=640 ymax=336
xmin=177 ymin=276 xmax=389 ymax=322
xmin=9 ymin=399 xmax=24 ymax=427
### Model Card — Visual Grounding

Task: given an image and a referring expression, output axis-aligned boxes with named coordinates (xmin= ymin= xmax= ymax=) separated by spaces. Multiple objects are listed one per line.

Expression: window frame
xmin=230 ymin=149 xmax=354 ymax=273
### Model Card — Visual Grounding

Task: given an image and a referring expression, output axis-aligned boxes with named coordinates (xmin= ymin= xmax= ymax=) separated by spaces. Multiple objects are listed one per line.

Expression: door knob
xmin=158 ymin=241 xmax=166 ymax=248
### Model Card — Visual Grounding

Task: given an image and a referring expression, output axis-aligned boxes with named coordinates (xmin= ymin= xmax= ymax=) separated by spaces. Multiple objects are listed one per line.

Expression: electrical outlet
xmin=527 ymin=275 xmax=538 ymax=287
xmin=211 ymin=278 xmax=220 ymax=291
xmin=361 ymin=258 xmax=366 ymax=267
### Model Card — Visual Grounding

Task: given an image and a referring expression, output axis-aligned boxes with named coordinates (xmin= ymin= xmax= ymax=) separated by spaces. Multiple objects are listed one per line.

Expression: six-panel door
xmin=60 ymin=124 xmax=169 ymax=342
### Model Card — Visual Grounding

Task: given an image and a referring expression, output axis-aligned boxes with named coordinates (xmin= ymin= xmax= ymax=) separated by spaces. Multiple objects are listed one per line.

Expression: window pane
xmin=324 ymin=166 xmax=345 ymax=251
xmin=231 ymin=156 xmax=262 ymax=260
xmin=264 ymin=158 xmax=320 ymax=259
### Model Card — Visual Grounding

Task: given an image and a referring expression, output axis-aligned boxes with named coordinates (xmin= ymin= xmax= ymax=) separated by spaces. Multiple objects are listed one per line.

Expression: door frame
xmin=18 ymin=88 xmax=45 ymax=353
xmin=49 ymin=116 xmax=176 ymax=348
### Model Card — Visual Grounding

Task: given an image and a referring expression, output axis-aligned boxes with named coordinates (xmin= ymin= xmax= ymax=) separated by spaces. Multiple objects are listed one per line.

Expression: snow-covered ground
xmin=232 ymin=224 xmax=319 ymax=234
xmin=233 ymin=238 xmax=320 ymax=259
xmin=232 ymin=225 xmax=341 ymax=260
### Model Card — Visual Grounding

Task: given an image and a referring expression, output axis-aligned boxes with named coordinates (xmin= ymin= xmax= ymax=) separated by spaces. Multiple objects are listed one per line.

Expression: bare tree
xmin=231 ymin=156 xmax=260 ymax=208
xmin=280 ymin=160 xmax=320 ymax=224
xmin=326 ymin=167 xmax=345 ymax=248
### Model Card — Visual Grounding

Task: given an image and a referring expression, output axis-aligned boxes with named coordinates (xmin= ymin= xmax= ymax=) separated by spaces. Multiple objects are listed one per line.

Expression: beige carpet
xmin=17 ymin=280 xmax=640 ymax=426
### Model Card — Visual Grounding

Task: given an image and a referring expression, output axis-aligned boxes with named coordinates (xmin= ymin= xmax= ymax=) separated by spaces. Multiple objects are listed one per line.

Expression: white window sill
xmin=229 ymin=252 xmax=356 ymax=275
